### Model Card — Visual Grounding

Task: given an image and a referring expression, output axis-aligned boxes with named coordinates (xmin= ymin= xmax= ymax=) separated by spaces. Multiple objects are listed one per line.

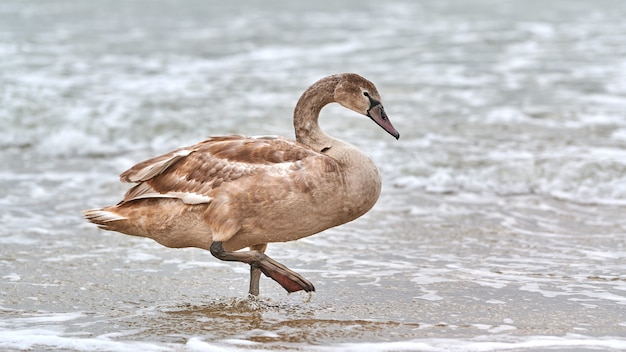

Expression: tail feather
xmin=82 ymin=208 xmax=126 ymax=226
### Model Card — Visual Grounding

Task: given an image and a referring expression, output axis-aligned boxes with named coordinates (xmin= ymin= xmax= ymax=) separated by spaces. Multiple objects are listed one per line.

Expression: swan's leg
xmin=210 ymin=241 xmax=315 ymax=294
xmin=248 ymin=243 xmax=267 ymax=297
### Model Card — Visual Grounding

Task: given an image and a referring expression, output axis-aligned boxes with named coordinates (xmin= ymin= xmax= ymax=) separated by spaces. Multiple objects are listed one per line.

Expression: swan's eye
xmin=363 ymin=91 xmax=370 ymax=97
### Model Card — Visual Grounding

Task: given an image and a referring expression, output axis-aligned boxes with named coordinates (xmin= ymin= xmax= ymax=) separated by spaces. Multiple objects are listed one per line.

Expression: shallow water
xmin=1 ymin=0 xmax=626 ymax=350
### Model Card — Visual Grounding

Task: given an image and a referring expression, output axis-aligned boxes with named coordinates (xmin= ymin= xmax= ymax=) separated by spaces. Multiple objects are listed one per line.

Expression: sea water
xmin=1 ymin=0 xmax=625 ymax=351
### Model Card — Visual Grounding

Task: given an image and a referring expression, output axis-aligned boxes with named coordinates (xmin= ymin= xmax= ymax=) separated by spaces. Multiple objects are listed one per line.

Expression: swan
xmin=83 ymin=73 xmax=399 ymax=296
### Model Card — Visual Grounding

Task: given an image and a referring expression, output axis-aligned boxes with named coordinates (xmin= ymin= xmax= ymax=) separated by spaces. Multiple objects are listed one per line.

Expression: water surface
xmin=1 ymin=0 xmax=626 ymax=350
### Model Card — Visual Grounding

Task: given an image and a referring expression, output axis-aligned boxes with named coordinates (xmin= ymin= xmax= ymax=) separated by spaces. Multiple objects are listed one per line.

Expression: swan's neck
xmin=293 ymin=75 xmax=340 ymax=151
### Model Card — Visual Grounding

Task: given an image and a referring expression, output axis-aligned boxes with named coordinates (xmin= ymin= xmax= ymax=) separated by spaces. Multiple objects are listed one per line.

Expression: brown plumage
xmin=83 ymin=73 xmax=399 ymax=296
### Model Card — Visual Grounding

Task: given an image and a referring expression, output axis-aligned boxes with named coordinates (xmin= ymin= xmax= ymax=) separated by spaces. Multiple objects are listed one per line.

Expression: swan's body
xmin=83 ymin=73 xmax=399 ymax=296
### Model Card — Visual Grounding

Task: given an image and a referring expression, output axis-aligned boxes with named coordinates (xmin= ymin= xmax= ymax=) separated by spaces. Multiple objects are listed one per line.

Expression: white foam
xmin=487 ymin=325 xmax=516 ymax=333
xmin=0 ymin=329 xmax=173 ymax=352
xmin=10 ymin=312 xmax=83 ymax=324
xmin=308 ymin=335 xmax=626 ymax=352
xmin=126 ymin=251 xmax=162 ymax=262
xmin=2 ymin=273 xmax=21 ymax=282
xmin=175 ymin=260 xmax=229 ymax=270
xmin=34 ymin=128 xmax=124 ymax=157
xmin=414 ymin=289 xmax=443 ymax=301
xmin=186 ymin=337 xmax=234 ymax=352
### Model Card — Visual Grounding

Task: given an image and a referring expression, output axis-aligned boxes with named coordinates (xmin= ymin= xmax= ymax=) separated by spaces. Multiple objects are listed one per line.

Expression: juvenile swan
xmin=83 ymin=73 xmax=399 ymax=296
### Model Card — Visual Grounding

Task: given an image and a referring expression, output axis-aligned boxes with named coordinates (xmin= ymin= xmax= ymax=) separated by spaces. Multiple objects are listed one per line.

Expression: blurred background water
xmin=1 ymin=0 xmax=626 ymax=351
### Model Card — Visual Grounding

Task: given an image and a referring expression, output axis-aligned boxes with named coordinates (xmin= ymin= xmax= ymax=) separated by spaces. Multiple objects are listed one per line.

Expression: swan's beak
xmin=367 ymin=104 xmax=400 ymax=140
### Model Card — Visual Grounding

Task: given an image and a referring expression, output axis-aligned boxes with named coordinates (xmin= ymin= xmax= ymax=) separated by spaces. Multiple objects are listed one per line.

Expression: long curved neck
xmin=293 ymin=75 xmax=340 ymax=150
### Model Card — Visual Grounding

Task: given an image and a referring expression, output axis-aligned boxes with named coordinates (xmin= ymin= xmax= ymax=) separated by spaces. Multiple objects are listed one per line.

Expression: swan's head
xmin=334 ymin=73 xmax=400 ymax=140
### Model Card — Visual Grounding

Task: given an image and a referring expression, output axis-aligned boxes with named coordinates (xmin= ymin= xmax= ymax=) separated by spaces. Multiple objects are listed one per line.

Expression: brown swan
xmin=83 ymin=73 xmax=399 ymax=296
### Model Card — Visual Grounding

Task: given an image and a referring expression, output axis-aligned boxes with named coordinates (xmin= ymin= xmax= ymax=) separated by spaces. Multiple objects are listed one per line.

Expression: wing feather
xmin=120 ymin=148 xmax=194 ymax=183
xmin=118 ymin=135 xmax=327 ymax=204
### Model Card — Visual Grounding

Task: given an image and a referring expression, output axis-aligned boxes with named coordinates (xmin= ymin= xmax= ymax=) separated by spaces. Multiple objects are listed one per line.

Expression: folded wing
xmin=117 ymin=135 xmax=325 ymax=205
